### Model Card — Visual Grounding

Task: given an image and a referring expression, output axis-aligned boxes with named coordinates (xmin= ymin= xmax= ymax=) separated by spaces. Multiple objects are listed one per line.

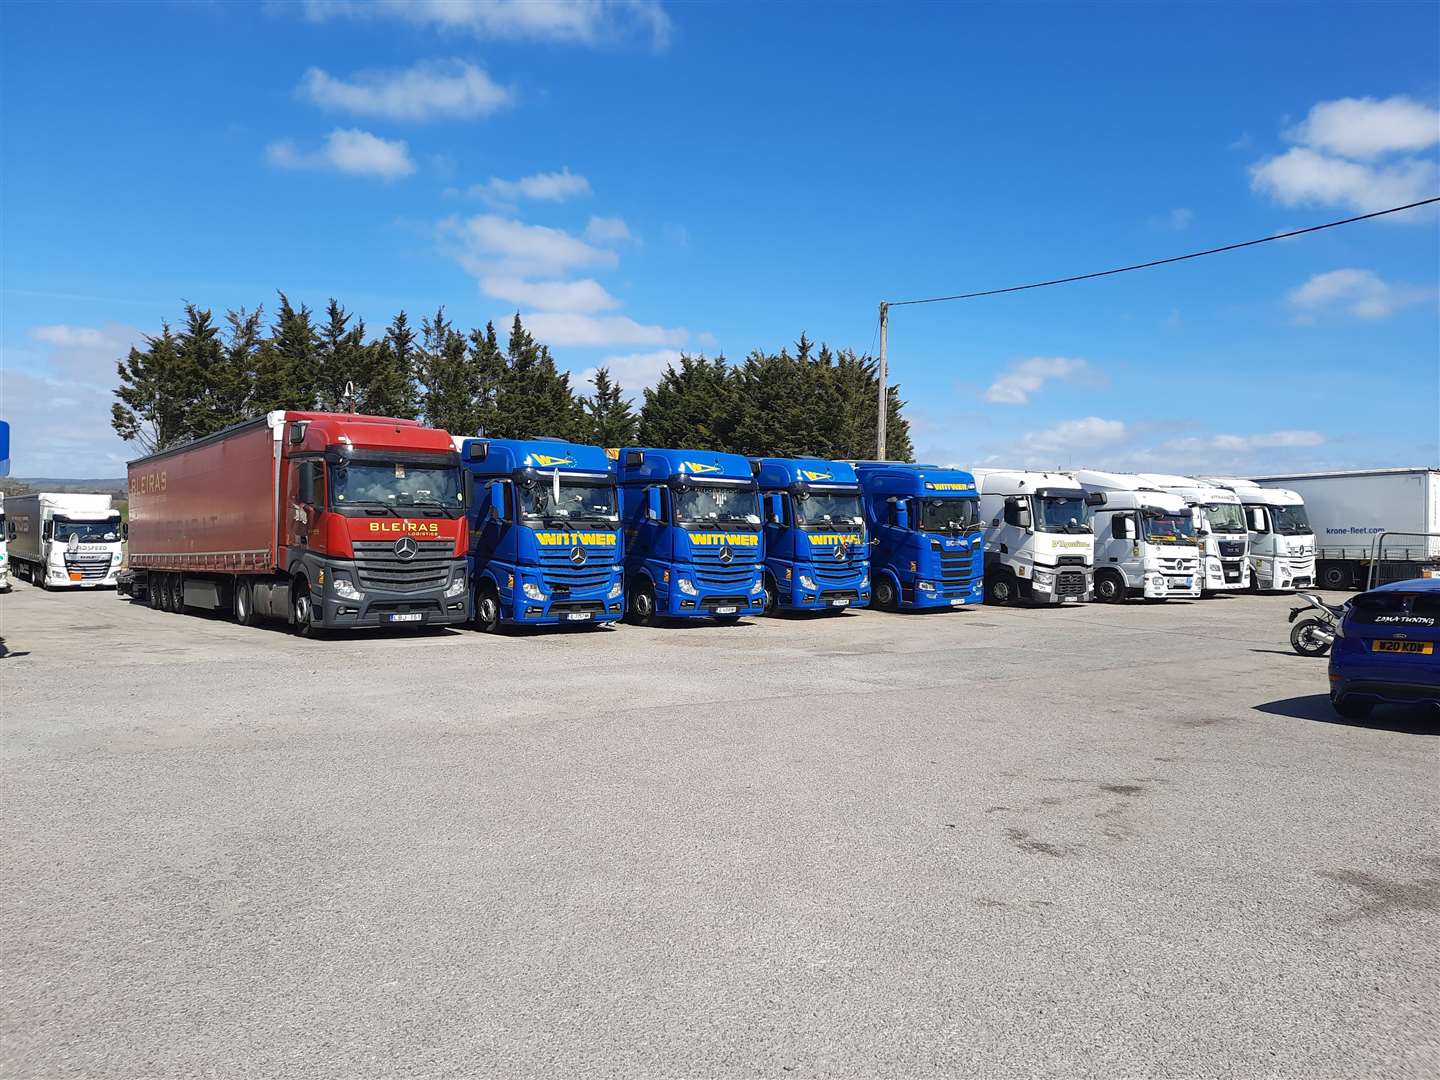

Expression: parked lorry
xmin=971 ymin=468 xmax=1094 ymax=605
xmin=1134 ymin=473 xmax=1251 ymax=595
xmin=0 ymin=493 xmax=10 ymax=591
xmin=6 ymin=492 xmax=123 ymax=589
xmin=457 ymin=437 xmax=624 ymax=631
xmin=853 ymin=462 xmax=985 ymax=611
xmin=1070 ymin=471 xmax=1201 ymax=602
xmin=752 ymin=457 xmax=871 ymax=614
xmin=1202 ymin=477 xmax=1315 ymax=592
xmin=120 ymin=411 xmax=469 ymax=633
xmin=1245 ymin=468 xmax=1439 ymax=589
xmin=614 ymin=447 xmax=766 ymax=624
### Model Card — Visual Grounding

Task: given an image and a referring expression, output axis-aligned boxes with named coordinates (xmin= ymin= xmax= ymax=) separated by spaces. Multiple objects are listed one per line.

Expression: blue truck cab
xmin=752 ymin=457 xmax=871 ymax=614
xmin=457 ymin=437 xmax=624 ymax=631
xmin=614 ymin=447 xmax=766 ymax=624
xmin=854 ymin=462 xmax=985 ymax=611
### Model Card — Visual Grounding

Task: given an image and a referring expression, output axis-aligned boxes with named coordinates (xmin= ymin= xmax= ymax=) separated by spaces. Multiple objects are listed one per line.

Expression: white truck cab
xmin=1070 ymin=471 xmax=1202 ymax=602
xmin=1134 ymin=473 xmax=1250 ymax=595
xmin=971 ymin=468 xmax=1094 ymax=604
xmin=6 ymin=492 xmax=124 ymax=589
xmin=1203 ymin=477 xmax=1315 ymax=592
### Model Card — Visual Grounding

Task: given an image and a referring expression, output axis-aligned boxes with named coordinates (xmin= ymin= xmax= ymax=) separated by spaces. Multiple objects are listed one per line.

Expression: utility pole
xmin=876 ymin=301 xmax=889 ymax=459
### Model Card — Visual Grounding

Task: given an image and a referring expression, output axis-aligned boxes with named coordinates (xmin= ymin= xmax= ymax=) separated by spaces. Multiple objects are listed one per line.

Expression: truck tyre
xmin=627 ymin=580 xmax=657 ymax=626
xmin=173 ymin=575 xmax=186 ymax=613
xmin=148 ymin=575 xmax=163 ymax=610
xmin=1331 ymin=694 xmax=1372 ymax=721
xmin=157 ymin=574 xmax=173 ymax=611
xmin=1321 ymin=563 xmax=1351 ymax=590
xmin=1094 ymin=570 xmax=1125 ymax=603
xmin=291 ymin=582 xmax=319 ymax=638
xmin=762 ymin=573 xmax=779 ymax=617
xmin=474 ymin=582 xmax=502 ymax=633
xmin=873 ymin=576 xmax=899 ymax=612
xmin=233 ymin=579 xmax=256 ymax=626
xmin=986 ymin=571 xmax=1017 ymax=606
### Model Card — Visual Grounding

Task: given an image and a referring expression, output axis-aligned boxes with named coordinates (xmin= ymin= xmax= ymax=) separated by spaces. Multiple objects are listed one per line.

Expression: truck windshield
xmin=796 ymin=492 xmax=863 ymax=528
xmin=918 ymin=498 xmax=980 ymax=533
xmin=519 ymin=479 xmax=616 ymax=522
xmin=1203 ymin=503 xmax=1246 ymax=533
xmin=1037 ymin=496 xmax=1090 ymax=533
xmin=674 ymin=484 xmax=758 ymax=524
xmin=52 ymin=518 xmax=121 ymax=543
xmin=1142 ymin=512 xmax=1197 ymax=543
xmin=1271 ymin=504 xmax=1312 ymax=535
xmin=331 ymin=461 xmax=463 ymax=509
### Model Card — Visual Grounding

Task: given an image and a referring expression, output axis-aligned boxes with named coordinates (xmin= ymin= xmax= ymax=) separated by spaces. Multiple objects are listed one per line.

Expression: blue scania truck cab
xmin=457 ymin=437 xmax=624 ymax=631
xmin=752 ymin=457 xmax=871 ymax=614
xmin=854 ymin=462 xmax=985 ymax=611
xmin=614 ymin=447 xmax=766 ymax=625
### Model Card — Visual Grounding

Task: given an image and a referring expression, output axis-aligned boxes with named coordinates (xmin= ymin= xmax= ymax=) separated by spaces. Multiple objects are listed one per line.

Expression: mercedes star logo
xmin=394 ymin=536 xmax=419 ymax=560
xmin=717 ymin=544 xmax=733 ymax=564
xmin=569 ymin=545 xmax=587 ymax=566
xmin=834 ymin=543 xmax=848 ymax=561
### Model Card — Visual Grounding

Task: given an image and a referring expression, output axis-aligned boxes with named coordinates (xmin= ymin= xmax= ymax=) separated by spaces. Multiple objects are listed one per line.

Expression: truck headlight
xmin=676 ymin=577 xmax=698 ymax=596
xmin=608 ymin=580 xmax=624 ymax=600
xmin=798 ymin=574 xmax=817 ymax=590
xmin=916 ymin=580 xmax=934 ymax=592
xmin=522 ymin=582 xmax=547 ymax=601
xmin=751 ymin=579 xmax=765 ymax=594
xmin=445 ymin=575 xmax=467 ymax=598
xmin=333 ymin=574 xmax=362 ymax=601
xmin=1033 ymin=569 xmax=1054 ymax=586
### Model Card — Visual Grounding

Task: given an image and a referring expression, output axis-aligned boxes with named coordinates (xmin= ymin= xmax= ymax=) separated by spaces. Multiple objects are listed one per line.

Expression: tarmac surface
xmin=2 ymin=580 xmax=1437 ymax=1079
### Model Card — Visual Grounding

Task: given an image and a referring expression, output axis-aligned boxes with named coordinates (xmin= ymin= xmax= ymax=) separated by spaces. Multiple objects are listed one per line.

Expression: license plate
xmin=714 ymin=606 xmax=737 ymax=615
xmin=387 ymin=613 xmax=423 ymax=623
xmin=565 ymin=612 xmax=591 ymax=622
xmin=1174 ymin=578 xmax=1192 ymax=589
xmin=1372 ymin=640 xmax=1433 ymax=654
xmin=950 ymin=599 xmax=964 ymax=607
xmin=830 ymin=599 xmax=850 ymax=607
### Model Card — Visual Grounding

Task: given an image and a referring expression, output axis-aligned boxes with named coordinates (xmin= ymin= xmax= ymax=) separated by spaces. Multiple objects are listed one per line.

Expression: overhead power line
xmin=886 ymin=196 xmax=1440 ymax=307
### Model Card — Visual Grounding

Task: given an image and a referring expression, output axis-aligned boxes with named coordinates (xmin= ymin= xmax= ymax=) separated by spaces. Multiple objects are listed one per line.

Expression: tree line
xmin=111 ymin=292 xmax=913 ymax=462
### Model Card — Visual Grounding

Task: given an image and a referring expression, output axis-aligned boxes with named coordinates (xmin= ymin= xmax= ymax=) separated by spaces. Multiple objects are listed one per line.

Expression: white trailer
xmin=1246 ymin=468 xmax=1440 ymax=589
xmin=5 ymin=492 xmax=123 ymax=589
xmin=1135 ymin=473 xmax=1250 ymax=595
xmin=0 ymin=493 xmax=10 ymax=591
xmin=1070 ymin=471 xmax=1202 ymax=601
xmin=971 ymin=468 xmax=1094 ymax=604
xmin=1202 ymin=478 xmax=1316 ymax=592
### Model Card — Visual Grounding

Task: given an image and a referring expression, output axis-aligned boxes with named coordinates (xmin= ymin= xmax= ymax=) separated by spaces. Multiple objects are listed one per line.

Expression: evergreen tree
xmin=357 ymin=310 xmax=419 ymax=419
xmin=317 ymin=299 xmax=367 ymax=411
xmin=581 ymin=367 xmax=637 ymax=447
xmin=417 ymin=307 xmax=478 ymax=434
xmin=111 ymin=323 xmax=188 ymax=453
xmin=494 ymin=314 xmax=584 ymax=439
xmin=252 ymin=292 xmax=320 ymax=413
xmin=175 ymin=303 xmax=227 ymax=439
xmin=217 ymin=306 xmax=264 ymax=423
xmin=467 ymin=321 xmax=507 ymax=436
xmin=637 ymin=354 xmax=739 ymax=450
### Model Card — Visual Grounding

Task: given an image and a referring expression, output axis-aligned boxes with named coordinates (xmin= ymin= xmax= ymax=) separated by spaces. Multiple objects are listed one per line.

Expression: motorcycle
xmin=1288 ymin=591 xmax=1346 ymax=657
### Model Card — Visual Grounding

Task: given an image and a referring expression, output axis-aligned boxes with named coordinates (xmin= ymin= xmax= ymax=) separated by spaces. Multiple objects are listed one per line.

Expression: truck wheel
xmin=173 ymin=575 xmax=186 ymax=613
xmin=148 ymin=576 xmax=162 ymax=610
xmin=474 ymin=583 xmax=502 ymax=633
xmin=157 ymin=574 xmax=173 ymax=611
xmin=234 ymin=580 xmax=256 ymax=626
xmin=1321 ymin=564 xmax=1350 ymax=590
xmin=873 ymin=576 xmax=899 ymax=612
xmin=627 ymin=580 xmax=657 ymax=626
xmin=291 ymin=583 xmax=318 ymax=638
xmin=762 ymin=573 xmax=779 ymax=617
xmin=1094 ymin=571 xmax=1125 ymax=603
xmin=986 ymin=572 xmax=1016 ymax=606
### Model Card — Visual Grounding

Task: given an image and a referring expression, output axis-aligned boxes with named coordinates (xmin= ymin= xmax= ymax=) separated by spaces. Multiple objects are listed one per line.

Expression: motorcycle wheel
xmin=1289 ymin=617 xmax=1332 ymax=657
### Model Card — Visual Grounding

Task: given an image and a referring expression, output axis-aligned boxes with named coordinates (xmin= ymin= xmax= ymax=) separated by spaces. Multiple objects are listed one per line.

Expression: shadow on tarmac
xmin=1255 ymin=693 xmax=1440 ymax=736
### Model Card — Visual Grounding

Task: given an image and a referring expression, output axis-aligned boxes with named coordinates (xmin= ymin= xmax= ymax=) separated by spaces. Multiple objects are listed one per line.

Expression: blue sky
xmin=2 ymin=0 xmax=1437 ymax=477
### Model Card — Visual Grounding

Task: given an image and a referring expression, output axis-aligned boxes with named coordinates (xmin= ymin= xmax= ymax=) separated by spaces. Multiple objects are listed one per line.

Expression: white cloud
xmin=584 ymin=215 xmax=631 ymax=243
xmin=1285 ymin=95 xmax=1440 ymax=161
xmin=442 ymin=213 xmax=617 ymax=277
xmin=5 ymin=323 xmax=148 ymax=476
xmin=1148 ymin=207 xmax=1193 ymax=231
xmin=480 ymin=276 xmax=620 ymax=312
xmin=1020 ymin=417 xmax=1127 ymax=454
xmin=467 ymin=166 xmax=592 ymax=207
xmin=1250 ymin=94 xmax=1440 ymax=219
xmin=575 ymin=349 xmax=681 ymax=398
xmin=301 ymin=0 xmax=672 ymax=49
xmin=298 ymin=60 xmax=513 ymax=121
xmin=1286 ymin=268 xmax=1434 ymax=321
xmin=985 ymin=357 xmax=1094 ymax=404
xmin=1210 ymin=430 xmax=1325 ymax=452
xmin=519 ymin=312 xmax=687 ymax=348
xmin=266 ymin=128 xmax=415 ymax=180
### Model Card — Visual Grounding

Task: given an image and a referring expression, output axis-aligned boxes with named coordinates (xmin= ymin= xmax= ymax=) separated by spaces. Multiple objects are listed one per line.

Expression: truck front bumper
xmin=508 ymin=589 xmax=625 ymax=626
xmin=1252 ymin=555 xmax=1314 ymax=591
xmin=903 ymin=580 xmax=984 ymax=609
xmin=1140 ymin=572 xmax=1201 ymax=599
xmin=1202 ymin=556 xmax=1250 ymax=592
xmin=1024 ymin=566 xmax=1091 ymax=604
xmin=773 ymin=566 xmax=871 ymax=611
xmin=315 ymin=560 xmax=470 ymax=628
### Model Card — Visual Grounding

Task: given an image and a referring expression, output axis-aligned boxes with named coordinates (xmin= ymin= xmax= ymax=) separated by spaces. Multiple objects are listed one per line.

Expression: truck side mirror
xmin=645 ymin=487 xmax=662 ymax=522
xmin=42 ymin=521 xmax=53 ymax=541
xmin=485 ymin=480 xmax=505 ymax=522
xmin=1004 ymin=497 xmax=1031 ymax=530
xmin=120 ymin=522 xmax=129 ymax=541
xmin=288 ymin=422 xmax=308 ymax=446
xmin=891 ymin=501 xmax=909 ymax=530
xmin=1248 ymin=507 xmax=1268 ymax=533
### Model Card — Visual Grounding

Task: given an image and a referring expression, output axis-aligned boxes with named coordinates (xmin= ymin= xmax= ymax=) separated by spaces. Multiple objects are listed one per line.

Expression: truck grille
xmin=1218 ymin=540 xmax=1246 ymax=559
xmin=352 ymin=539 xmax=453 ymax=594
xmin=1057 ymin=555 xmax=1087 ymax=567
xmin=1158 ymin=557 xmax=1197 ymax=573
xmin=537 ymin=545 xmax=616 ymax=590
xmin=1056 ymin=570 xmax=1087 ymax=597
xmin=813 ymin=561 xmax=864 ymax=585
xmin=936 ymin=547 xmax=978 ymax=598
xmin=63 ymin=555 xmax=113 ymax=580
xmin=692 ymin=547 xmax=758 ymax=588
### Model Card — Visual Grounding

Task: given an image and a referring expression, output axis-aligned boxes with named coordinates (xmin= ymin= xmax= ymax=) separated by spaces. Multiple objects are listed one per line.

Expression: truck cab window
xmin=918 ymin=498 xmax=980 ymax=533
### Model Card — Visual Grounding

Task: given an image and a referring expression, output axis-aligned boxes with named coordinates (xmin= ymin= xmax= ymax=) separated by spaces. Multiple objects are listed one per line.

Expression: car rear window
xmin=1350 ymin=590 xmax=1439 ymax=625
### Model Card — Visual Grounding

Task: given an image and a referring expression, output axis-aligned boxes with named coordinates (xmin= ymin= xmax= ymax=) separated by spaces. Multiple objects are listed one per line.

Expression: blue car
xmin=1328 ymin=577 xmax=1440 ymax=719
